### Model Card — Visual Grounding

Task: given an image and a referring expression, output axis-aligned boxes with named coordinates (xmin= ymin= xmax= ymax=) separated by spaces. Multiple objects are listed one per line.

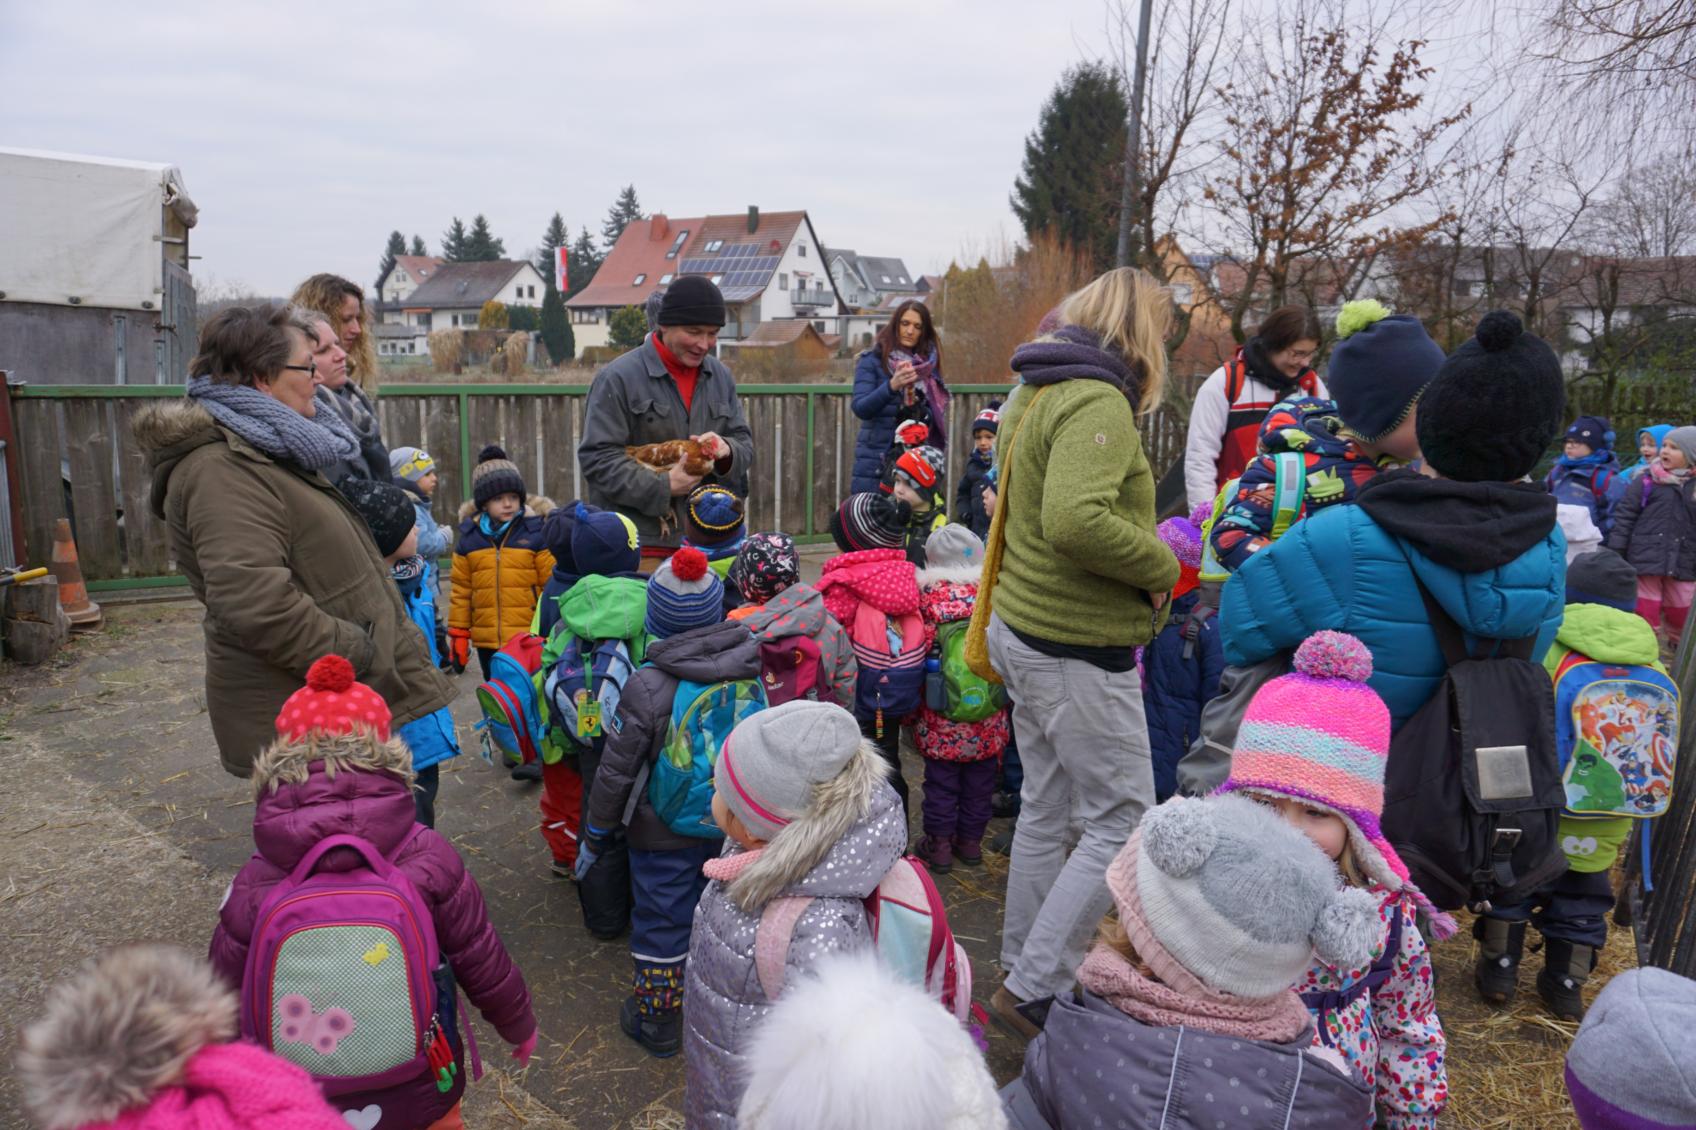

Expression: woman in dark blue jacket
xmin=851 ymin=300 xmax=949 ymax=493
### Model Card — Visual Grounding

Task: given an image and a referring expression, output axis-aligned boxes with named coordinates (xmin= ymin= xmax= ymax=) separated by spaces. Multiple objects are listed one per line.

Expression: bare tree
xmin=1202 ymin=0 xmax=1469 ymax=340
xmin=1531 ymin=0 xmax=1696 ymax=85
xmin=1585 ymin=153 xmax=1696 ymax=258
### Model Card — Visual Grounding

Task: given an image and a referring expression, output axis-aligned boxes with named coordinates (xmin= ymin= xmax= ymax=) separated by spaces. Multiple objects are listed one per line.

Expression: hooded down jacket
xmin=683 ymin=756 xmax=908 ymax=1130
xmin=814 ymin=548 xmax=921 ymax=627
xmin=735 ymin=582 xmax=858 ymax=709
xmin=1221 ymin=468 xmax=1566 ymax=730
xmin=449 ymin=497 xmax=556 ymax=650
xmin=1607 ymin=471 xmax=1696 ymax=580
xmin=209 ymin=736 xmax=534 ymax=1130
xmin=1141 ymin=589 xmax=1224 ymax=800
xmin=913 ymin=563 xmax=1010 ymax=762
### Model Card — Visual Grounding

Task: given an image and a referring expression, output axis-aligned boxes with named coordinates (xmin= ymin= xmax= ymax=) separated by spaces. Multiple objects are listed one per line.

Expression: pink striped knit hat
xmin=1217 ymin=630 xmax=1455 ymax=938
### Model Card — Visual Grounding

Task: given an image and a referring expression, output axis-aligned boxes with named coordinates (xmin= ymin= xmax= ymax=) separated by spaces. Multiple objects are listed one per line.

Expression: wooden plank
xmin=13 ymin=399 xmax=65 ymax=568
xmin=539 ymin=396 xmax=576 ymax=505
xmin=812 ymin=394 xmax=844 ymax=535
xmin=777 ymin=393 xmax=809 ymax=537
xmin=467 ymin=395 xmax=503 ymax=505
xmin=63 ymin=400 xmax=121 ymax=580
xmin=502 ymin=396 xmax=539 ymax=501
xmin=115 ymin=400 xmax=171 ymax=575
xmin=423 ymin=394 xmax=464 ymax=525
xmin=743 ymin=396 xmax=773 ymax=533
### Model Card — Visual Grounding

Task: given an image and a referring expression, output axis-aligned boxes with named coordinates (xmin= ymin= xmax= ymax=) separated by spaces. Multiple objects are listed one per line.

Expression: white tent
xmin=0 ymin=147 xmax=198 ymax=312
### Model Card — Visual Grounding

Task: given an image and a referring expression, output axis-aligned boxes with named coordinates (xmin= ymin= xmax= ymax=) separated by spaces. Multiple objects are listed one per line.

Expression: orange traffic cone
xmin=50 ymin=518 xmax=102 ymax=630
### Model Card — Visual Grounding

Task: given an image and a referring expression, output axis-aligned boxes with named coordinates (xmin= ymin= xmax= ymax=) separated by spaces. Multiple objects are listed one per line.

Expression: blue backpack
xmin=542 ymin=637 xmax=638 ymax=763
xmin=1552 ymin=651 xmax=1680 ymax=820
xmin=474 ymin=634 xmax=545 ymax=769
xmin=648 ymin=677 xmax=768 ymax=839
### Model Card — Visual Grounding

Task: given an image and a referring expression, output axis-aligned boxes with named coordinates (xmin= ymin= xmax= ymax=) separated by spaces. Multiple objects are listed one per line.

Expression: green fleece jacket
xmin=990 ymin=380 xmax=1179 ymax=647
xmin=1547 ymin=602 xmax=1667 ymax=873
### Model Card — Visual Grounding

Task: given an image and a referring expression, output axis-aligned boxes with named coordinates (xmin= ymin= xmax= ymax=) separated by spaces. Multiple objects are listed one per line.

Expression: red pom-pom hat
xmin=275 ymin=654 xmax=393 ymax=742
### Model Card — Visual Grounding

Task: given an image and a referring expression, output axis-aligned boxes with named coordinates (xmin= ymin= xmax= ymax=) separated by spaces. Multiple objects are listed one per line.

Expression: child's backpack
xmin=1552 ymin=651 xmax=1679 ymax=820
xmin=1381 ymin=581 xmax=1568 ymax=911
xmin=542 ymin=636 xmax=637 ymax=763
xmin=240 ymin=832 xmax=465 ymax=1098
xmin=648 ymin=676 xmax=769 ymax=839
xmin=474 ymin=633 xmax=545 ymax=770
xmin=1201 ymin=450 xmax=1308 ymax=579
xmin=753 ymin=855 xmax=973 ymax=1024
xmin=934 ymin=620 xmax=1007 ymax=722
xmin=757 ymin=634 xmax=830 ymax=706
xmin=847 ymin=603 xmax=927 ymax=736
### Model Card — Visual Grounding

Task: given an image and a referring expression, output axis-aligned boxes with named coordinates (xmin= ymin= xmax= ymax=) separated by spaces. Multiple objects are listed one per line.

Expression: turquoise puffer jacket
xmin=1221 ymin=470 xmax=1567 ymax=730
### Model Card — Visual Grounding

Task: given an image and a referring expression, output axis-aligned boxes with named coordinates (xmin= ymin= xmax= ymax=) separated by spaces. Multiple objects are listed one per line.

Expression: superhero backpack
xmin=847 ymin=603 xmax=927 ymax=737
xmin=240 ymin=832 xmax=471 ymax=1103
xmin=754 ymin=855 xmax=975 ymax=1024
xmin=542 ymin=635 xmax=638 ymax=763
xmin=934 ymin=620 xmax=1006 ymax=722
xmin=647 ymin=676 xmax=769 ymax=839
xmin=474 ymin=633 xmax=545 ymax=770
xmin=1552 ymin=651 xmax=1679 ymax=821
xmin=757 ymin=634 xmax=830 ymax=706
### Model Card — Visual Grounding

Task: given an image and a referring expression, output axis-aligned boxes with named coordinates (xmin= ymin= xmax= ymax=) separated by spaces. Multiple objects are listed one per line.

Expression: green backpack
xmin=936 ymin=620 xmax=1007 ymax=723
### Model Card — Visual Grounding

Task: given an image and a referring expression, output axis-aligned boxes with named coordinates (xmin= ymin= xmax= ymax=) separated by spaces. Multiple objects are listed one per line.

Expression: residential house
xmin=826 ymin=249 xmax=920 ymax=311
xmin=375 ymin=321 xmax=428 ymax=359
xmin=377 ymin=255 xmax=443 ymax=308
xmin=567 ymin=207 xmax=843 ymax=349
xmin=719 ymin=320 xmax=838 ymax=380
xmin=395 ymin=259 xmax=547 ymax=332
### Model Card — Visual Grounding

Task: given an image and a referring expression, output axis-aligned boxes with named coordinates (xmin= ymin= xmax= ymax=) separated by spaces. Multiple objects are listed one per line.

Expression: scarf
xmin=478 ymin=512 xmax=517 ymax=538
xmin=321 ymin=382 xmax=379 ymax=441
xmin=1010 ymin=324 xmax=1144 ymax=409
xmin=703 ymin=845 xmax=763 ymax=882
xmin=185 ymin=375 xmax=362 ymax=471
xmin=391 ymin=554 xmax=425 ymax=585
xmin=889 ymin=345 xmax=948 ymax=448
xmin=1239 ymin=336 xmax=1312 ymax=396
xmin=1649 ymin=459 xmax=1692 ymax=484
xmin=1553 ymin=448 xmax=1618 ymax=477
xmin=1075 ymin=944 xmax=1312 ymax=1043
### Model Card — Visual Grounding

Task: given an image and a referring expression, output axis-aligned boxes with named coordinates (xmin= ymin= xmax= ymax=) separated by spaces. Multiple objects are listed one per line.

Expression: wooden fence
xmin=6 ymin=382 xmax=1189 ymax=586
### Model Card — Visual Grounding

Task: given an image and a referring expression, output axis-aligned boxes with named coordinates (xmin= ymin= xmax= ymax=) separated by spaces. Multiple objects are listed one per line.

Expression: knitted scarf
xmin=703 ymin=845 xmax=763 ymax=882
xmin=186 ymin=376 xmax=361 ymax=471
xmin=1010 ymin=324 xmax=1144 ymax=410
xmin=1075 ymin=944 xmax=1312 ymax=1044
xmin=1650 ymin=459 xmax=1692 ymax=484
xmin=889 ymin=345 xmax=948 ymax=448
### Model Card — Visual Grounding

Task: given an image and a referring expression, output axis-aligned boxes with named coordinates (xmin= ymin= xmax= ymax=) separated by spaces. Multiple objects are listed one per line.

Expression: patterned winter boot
xmin=621 ymin=961 xmax=684 ymax=1058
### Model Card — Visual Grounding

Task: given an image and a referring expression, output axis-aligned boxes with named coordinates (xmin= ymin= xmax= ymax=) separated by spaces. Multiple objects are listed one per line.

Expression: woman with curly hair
xmin=292 ymin=273 xmax=389 ymax=484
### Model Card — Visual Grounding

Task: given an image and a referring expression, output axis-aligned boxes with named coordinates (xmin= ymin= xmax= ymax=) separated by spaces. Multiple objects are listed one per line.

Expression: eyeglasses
xmin=282 ymin=363 xmax=317 ymax=377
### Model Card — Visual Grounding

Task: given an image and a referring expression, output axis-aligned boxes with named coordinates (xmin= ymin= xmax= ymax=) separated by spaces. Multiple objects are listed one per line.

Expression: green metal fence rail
xmin=6 ymin=381 xmax=1187 ymax=588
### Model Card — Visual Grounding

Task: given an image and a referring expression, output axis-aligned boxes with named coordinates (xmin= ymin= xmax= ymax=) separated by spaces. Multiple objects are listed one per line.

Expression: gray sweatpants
xmin=987 ymin=613 xmax=1156 ymax=1001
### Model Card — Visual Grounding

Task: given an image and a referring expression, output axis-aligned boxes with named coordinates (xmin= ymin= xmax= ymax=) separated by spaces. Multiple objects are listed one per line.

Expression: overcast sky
xmin=1 ymin=0 xmax=1152 ymax=296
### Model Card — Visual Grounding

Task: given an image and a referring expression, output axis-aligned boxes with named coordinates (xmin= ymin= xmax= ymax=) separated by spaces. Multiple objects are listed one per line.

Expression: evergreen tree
xmin=535 ymin=212 xmax=569 ymax=287
xmin=601 ymin=185 xmax=643 ymax=247
xmin=607 ymin=304 xmax=648 ymax=350
xmin=464 ymin=214 xmax=506 ymax=261
xmin=378 ymin=230 xmax=406 ymax=288
xmin=566 ymin=226 xmax=601 ymax=301
xmin=1010 ymin=62 xmax=1128 ymax=273
xmin=540 ymin=280 xmax=573 ymax=364
xmin=409 ymin=234 xmax=427 ymax=256
xmin=441 ymin=217 xmax=469 ymax=262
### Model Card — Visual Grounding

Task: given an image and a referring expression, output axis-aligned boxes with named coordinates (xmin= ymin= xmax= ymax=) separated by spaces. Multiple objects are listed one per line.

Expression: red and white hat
xmin=972 ymin=407 xmax=1001 ymax=435
xmin=275 ymin=655 xmax=392 ymax=742
xmin=893 ymin=447 xmax=939 ymax=491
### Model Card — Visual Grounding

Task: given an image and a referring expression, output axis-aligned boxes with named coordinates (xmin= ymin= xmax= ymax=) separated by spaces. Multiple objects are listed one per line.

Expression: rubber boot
xmin=622 ymin=962 xmax=684 ymax=1058
xmin=1474 ymin=917 xmax=1526 ymax=1005
xmin=1536 ymin=938 xmax=1597 ymax=1022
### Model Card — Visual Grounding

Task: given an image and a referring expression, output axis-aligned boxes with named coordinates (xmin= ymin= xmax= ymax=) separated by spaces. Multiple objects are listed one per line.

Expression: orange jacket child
xmin=448 ymin=446 xmax=554 ymax=665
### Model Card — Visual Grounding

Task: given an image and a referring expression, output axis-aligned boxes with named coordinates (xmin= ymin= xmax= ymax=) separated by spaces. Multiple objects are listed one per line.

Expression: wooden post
xmin=3 ymin=575 xmax=69 ymax=665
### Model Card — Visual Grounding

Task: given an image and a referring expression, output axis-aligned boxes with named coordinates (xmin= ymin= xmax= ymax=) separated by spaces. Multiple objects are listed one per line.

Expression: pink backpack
xmin=753 ymin=855 xmax=973 ymax=1023
xmin=757 ymin=634 xmax=830 ymax=706
xmin=240 ymin=831 xmax=472 ymax=1098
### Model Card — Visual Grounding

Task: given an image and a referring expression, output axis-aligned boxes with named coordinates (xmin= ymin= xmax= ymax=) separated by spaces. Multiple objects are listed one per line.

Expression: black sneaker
xmin=990 ymin=790 xmax=1020 ymax=819
xmin=619 ymin=996 xmax=682 ymax=1058
xmin=510 ymin=761 xmax=542 ymax=783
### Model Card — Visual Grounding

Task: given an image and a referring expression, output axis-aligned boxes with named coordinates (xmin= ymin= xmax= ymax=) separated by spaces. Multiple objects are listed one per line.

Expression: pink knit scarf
xmin=1076 ymin=945 xmax=1312 ymax=1043
xmin=702 ymin=846 xmax=764 ymax=883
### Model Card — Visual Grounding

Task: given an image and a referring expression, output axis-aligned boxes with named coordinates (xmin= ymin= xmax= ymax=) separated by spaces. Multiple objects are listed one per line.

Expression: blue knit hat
xmin=1566 ymin=415 xmax=1615 ymax=452
xmin=683 ymin=484 xmax=745 ymax=549
xmin=1326 ymin=302 xmax=1446 ymax=442
xmin=571 ymin=502 xmax=640 ymax=576
xmin=645 ymin=547 xmax=725 ymax=638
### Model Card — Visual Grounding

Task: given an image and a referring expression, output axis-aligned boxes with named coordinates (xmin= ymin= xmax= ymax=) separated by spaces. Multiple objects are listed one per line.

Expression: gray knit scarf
xmin=185 ymin=375 xmax=362 ymax=471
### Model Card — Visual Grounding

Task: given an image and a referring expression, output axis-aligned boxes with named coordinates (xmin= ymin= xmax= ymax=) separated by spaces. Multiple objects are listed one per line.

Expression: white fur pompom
xmin=1309 ymin=884 xmax=1382 ymax=970
xmin=1138 ymin=798 xmax=1219 ymax=878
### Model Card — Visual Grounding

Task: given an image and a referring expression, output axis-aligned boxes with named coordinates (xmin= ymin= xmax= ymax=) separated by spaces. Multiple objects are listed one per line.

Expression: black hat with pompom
xmin=1415 ymin=310 xmax=1565 ymax=482
xmin=471 ymin=444 xmax=527 ymax=509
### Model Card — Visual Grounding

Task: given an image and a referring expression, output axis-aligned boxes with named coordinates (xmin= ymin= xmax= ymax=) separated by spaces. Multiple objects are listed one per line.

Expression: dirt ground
xmin=0 ymin=596 xmax=1628 ymax=1128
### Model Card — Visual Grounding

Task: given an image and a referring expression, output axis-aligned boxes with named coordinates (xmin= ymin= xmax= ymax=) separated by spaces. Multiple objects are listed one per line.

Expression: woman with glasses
xmin=134 ymin=303 xmax=455 ymax=778
xmin=293 ymin=274 xmax=390 ymax=487
xmin=1181 ymin=305 xmax=1325 ymax=512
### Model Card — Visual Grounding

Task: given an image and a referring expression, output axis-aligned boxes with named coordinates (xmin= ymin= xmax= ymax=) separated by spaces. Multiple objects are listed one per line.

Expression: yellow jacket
xmin=449 ymin=497 xmax=556 ymax=650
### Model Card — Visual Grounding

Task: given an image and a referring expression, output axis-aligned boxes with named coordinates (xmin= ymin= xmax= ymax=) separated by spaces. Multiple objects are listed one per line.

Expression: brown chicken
xmin=626 ymin=438 xmax=715 ymax=477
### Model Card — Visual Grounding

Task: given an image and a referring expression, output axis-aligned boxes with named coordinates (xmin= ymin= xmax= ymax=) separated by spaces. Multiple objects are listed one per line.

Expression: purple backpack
xmin=240 ymin=831 xmax=462 ymax=1100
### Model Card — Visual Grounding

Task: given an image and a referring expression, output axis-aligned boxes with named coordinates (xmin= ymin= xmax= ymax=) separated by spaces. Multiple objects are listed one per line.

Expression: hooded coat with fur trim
xmin=683 ymin=752 xmax=908 ymax=1130
xmin=208 ymin=734 xmax=534 ymax=1129
xmin=135 ymin=401 xmax=455 ymax=778
xmin=913 ymin=563 xmax=1010 ymax=762
xmin=449 ymin=495 xmax=556 ymax=650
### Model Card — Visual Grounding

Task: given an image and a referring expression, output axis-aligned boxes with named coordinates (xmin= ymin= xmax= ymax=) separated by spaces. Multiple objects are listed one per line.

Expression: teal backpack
xmin=935 ymin=620 xmax=1006 ymax=723
xmin=648 ymin=677 xmax=769 ymax=839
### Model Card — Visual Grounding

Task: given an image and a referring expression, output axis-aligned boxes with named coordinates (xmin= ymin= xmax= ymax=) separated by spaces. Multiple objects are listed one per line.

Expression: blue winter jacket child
xmin=1221 ymin=469 xmax=1567 ymax=730
xmin=394 ymin=557 xmax=462 ymax=772
xmin=1140 ymin=589 xmax=1223 ymax=802
xmin=1546 ymin=450 xmax=1626 ymax=538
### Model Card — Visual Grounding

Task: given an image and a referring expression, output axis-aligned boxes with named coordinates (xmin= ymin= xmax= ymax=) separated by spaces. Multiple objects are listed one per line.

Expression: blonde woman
xmin=981 ymin=267 xmax=1180 ymax=1039
xmin=292 ymin=274 xmax=389 ymax=484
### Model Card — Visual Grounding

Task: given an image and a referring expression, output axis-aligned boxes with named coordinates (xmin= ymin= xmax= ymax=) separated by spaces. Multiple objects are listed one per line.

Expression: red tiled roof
xmin=735 ymin=320 xmax=826 ymax=347
xmin=394 ymin=255 xmax=441 ymax=285
xmin=570 ymin=210 xmax=814 ymax=309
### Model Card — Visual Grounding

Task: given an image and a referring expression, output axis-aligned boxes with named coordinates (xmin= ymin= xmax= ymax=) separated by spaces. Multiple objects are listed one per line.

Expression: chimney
xmin=746 ymin=206 xmax=759 ymax=234
xmin=650 ymin=213 xmax=669 ymax=240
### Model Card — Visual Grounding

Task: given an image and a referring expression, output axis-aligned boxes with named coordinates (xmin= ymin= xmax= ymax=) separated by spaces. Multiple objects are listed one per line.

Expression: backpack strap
xmin=754 ymin=895 xmax=815 ymax=1002
xmin=1268 ymin=451 xmax=1308 ymax=539
xmin=1180 ymin=603 xmax=1215 ymax=660
xmin=1412 ymin=574 xmax=1537 ymax=664
xmin=1224 ymin=358 xmax=1246 ymax=403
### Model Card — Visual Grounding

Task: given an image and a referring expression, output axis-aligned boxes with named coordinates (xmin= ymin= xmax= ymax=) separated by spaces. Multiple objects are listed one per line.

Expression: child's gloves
xmin=511 ymin=1030 xmax=537 ymax=1067
xmin=447 ymin=628 xmax=471 ymax=674
xmin=574 ymin=828 xmax=615 ymax=881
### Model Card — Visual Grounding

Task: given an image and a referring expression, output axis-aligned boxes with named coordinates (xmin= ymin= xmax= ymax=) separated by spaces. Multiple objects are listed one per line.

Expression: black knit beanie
xmin=471 ymin=444 xmax=527 ymax=510
xmin=1565 ymin=547 xmax=1639 ymax=611
xmin=1416 ymin=310 xmax=1565 ymax=482
xmin=830 ymin=492 xmax=911 ymax=553
xmin=342 ymin=479 xmax=418 ymax=557
xmin=658 ymin=276 xmax=727 ymax=328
